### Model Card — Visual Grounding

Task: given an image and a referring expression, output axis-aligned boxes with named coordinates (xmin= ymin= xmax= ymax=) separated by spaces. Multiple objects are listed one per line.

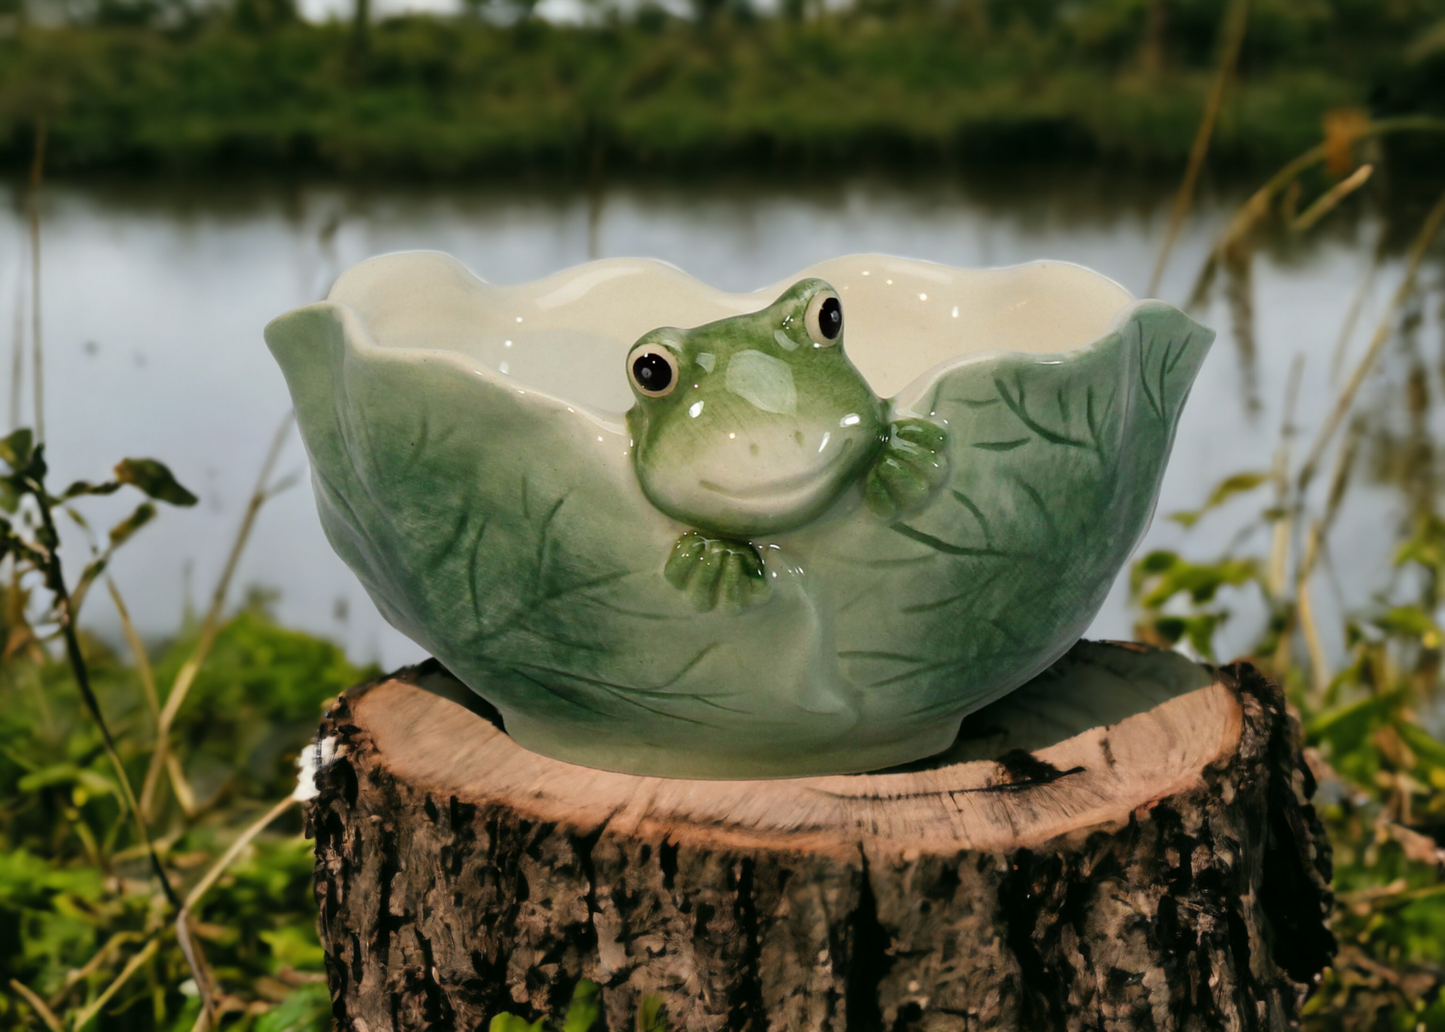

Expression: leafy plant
xmin=0 ymin=423 xmax=372 ymax=1032
xmin=1128 ymin=123 xmax=1445 ymax=1023
xmin=487 ymin=982 xmax=665 ymax=1032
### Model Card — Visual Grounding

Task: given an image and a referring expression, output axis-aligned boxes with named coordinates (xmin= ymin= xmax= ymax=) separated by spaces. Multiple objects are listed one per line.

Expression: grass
xmin=0 ymin=605 xmax=373 ymax=1032
xmin=0 ymin=429 xmax=374 ymax=1032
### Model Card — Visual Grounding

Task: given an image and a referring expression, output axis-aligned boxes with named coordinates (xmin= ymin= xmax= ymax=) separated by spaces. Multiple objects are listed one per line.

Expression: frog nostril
xmin=793 ymin=431 xmax=804 ymax=447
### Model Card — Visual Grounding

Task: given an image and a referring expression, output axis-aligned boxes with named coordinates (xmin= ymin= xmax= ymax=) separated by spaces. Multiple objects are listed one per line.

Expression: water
xmin=0 ymin=173 xmax=1415 ymax=671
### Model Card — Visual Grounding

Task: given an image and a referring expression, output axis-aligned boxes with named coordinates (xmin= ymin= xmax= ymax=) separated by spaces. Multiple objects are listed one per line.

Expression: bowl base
xmin=500 ymin=713 xmax=963 ymax=781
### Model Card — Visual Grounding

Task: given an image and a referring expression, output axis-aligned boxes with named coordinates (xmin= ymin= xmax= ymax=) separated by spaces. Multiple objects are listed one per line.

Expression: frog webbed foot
xmin=864 ymin=418 xmax=949 ymax=518
xmin=664 ymin=531 xmax=771 ymax=613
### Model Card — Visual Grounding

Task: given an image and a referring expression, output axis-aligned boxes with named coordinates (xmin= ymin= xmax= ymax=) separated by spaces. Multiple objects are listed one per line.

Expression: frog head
xmin=625 ymin=278 xmax=887 ymax=538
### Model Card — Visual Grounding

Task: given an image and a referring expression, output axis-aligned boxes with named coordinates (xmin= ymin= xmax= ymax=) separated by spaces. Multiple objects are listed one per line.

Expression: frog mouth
xmin=696 ymin=439 xmax=856 ymax=500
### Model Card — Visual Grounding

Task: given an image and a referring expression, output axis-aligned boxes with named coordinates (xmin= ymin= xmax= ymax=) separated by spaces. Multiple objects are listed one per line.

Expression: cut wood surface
xmin=307 ymin=641 xmax=1335 ymax=1032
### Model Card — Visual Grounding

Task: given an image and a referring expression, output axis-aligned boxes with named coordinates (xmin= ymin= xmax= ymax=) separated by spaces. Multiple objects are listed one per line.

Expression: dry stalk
xmin=1297 ymin=521 xmax=1331 ymax=694
xmin=69 ymin=938 xmax=160 ymax=1032
xmin=1222 ymin=244 xmax=1260 ymax=413
xmin=176 ymin=794 xmax=298 ymax=1025
xmin=109 ymin=827 xmax=183 ymax=865
xmin=1186 ymin=116 xmax=1445 ymax=311
xmin=8 ymin=979 xmax=62 ymax=1032
xmin=48 ymin=932 xmax=144 ymax=1010
xmin=107 ymin=577 xmax=160 ymax=721
xmin=1281 ymin=179 xmax=1302 ymax=225
xmin=108 ymin=575 xmax=200 ymax=809
xmin=182 ymin=796 xmax=298 ymax=914
xmin=1292 ymin=163 xmax=1373 ymax=232
xmin=26 ymin=477 xmax=178 ymax=910
xmin=1148 ymin=0 xmax=1251 ymax=298
xmin=165 ymin=751 xmax=197 ymax=816
xmin=1267 ymin=354 xmax=1305 ymax=600
xmin=141 ymin=413 xmax=294 ymax=820
xmin=1296 ymin=423 xmax=1360 ymax=697
xmin=9 ymin=256 xmax=22 ymax=430
xmin=64 ymin=803 xmax=105 ymax=870
xmin=1329 ymin=225 xmax=1387 ymax=383
xmin=1298 ymin=184 xmax=1445 ymax=496
xmin=27 ymin=118 xmax=44 ymax=443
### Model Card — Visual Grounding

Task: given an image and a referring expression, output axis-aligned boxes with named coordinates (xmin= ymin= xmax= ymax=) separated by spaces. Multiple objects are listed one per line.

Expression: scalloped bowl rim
xmin=320 ymin=251 xmax=1140 ymax=417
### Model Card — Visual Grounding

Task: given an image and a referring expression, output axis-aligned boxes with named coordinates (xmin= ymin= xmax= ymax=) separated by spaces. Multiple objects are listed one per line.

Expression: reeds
xmin=1147 ymin=0 xmax=1250 ymax=298
xmin=1132 ymin=14 xmax=1445 ymax=1022
xmin=26 ymin=119 xmax=43 ymax=442
xmin=1 ymin=418 xmax=308 ymax=1031
xmin=139 ymin=414 xmax=295 ymax=821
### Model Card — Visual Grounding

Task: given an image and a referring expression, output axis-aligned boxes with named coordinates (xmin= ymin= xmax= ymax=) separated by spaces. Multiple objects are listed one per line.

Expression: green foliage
xmin=164 ymin=608 xmax=378 ymax=801
xmin=1131 ymin=543 xmax=1262 ymax=660
xmin=487 ymin=981 xmax=659 ymax=1032
xmin=113 ymin=458 xmax=200 ymax=508
xmin=0 ymin=849 xmax=110 ymax=998
xmin=1167 ymin=470 xmax=1270 ymax=528
xmin=1130 ymin=393 xmax=1445 ymax=1026
xmin=0 ymin=427 xmax=33 ymax=469
xmin=560 ymin=981 xmax=602 ymax=1032
xmin=0 ymin=0 xmax=1427 ymax=178
xmin=252 ymin=985 xmax=332 ymax=1032
xmin=0 ymin=612 xmax=370 ymax=1031
xmin=0 ymin=429 xmax=375 ymax=1032
xmin=634 ymin=994 xmax=666 ymax=1032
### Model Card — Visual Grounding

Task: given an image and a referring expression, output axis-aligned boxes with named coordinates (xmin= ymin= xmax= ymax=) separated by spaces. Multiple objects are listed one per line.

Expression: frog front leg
xmin=664 ymin=531 xmax=771 ymax=613
xmin=863 ymin=418 xmax=949 ymax=518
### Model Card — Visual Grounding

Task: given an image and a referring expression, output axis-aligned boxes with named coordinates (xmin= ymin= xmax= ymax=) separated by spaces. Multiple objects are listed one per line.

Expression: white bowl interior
xmin=329 ymin=252 xmax=1136 ymax=414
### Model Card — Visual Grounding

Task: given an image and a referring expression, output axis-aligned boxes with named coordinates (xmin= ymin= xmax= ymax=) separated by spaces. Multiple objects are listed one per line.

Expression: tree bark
xmin=307 ymin=642 xmax=1334 ymax=1031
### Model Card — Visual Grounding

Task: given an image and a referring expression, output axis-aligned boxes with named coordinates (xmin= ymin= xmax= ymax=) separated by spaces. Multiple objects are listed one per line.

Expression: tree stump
xmin=306 ymin=642 xmax=1335 ymax=1032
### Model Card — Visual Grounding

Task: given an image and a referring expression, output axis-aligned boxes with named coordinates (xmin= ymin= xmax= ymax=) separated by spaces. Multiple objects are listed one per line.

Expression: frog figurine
xmin=624 ymin=278 xmax=948 ymax=614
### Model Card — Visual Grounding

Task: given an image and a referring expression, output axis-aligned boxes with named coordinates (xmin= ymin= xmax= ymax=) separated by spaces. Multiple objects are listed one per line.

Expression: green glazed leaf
xmin=266 ymin=255 xmax=1213 ymax=778
xmin=798 ymin=299 xmax=1216 ymax=729
xmin=266 ymin=297 xmax=848 ymax=776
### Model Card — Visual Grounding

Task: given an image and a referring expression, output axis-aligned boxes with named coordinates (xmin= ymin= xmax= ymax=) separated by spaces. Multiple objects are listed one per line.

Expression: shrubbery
xmin=1 ymin=0 xmax=1443 ymax=177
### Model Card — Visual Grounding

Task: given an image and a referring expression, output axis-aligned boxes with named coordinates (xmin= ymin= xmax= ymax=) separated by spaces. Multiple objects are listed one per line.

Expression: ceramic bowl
xmin=265 ymin=251 xmax=1212 ymax=779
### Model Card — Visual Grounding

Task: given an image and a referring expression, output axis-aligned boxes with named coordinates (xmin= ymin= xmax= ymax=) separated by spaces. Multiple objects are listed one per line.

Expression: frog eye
xmin=804 ymin=290 xmax=843 ymax=346
xmin=627 ymin=344 xmax=680 ymax=398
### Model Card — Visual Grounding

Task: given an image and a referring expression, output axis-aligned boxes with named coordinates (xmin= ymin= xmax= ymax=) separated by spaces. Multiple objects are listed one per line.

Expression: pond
xmin=0 ymin=171 xmax=1415 ymax=672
